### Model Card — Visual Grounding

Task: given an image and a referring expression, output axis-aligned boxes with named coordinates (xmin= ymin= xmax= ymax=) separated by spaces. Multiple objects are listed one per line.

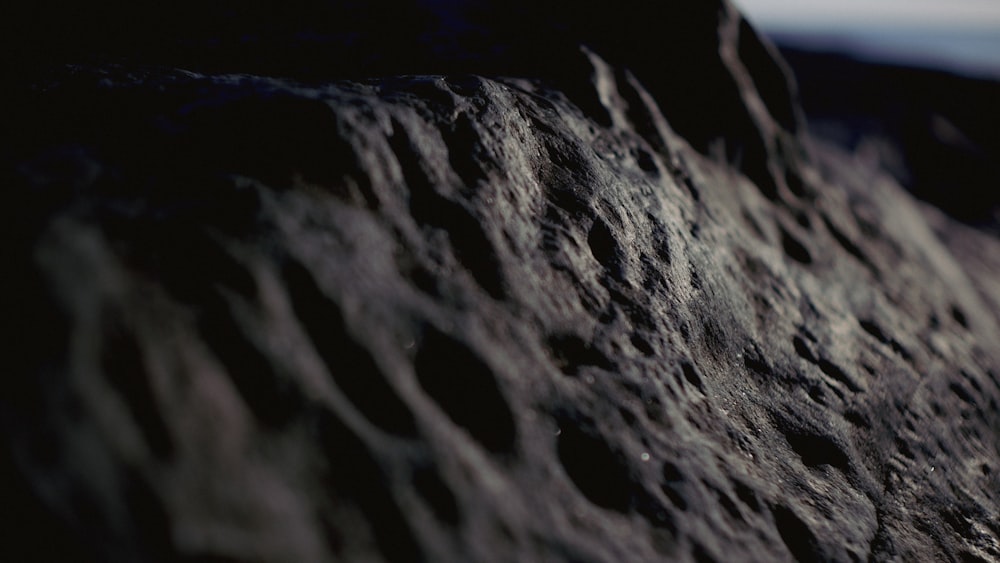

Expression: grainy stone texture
xmin=2 ymin=2 xmax=1000 ymax=562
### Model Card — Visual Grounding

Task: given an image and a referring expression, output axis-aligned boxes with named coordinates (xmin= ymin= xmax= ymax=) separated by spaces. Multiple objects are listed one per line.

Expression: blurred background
xmin=734 ymin=0 xmax=1000 ymax=229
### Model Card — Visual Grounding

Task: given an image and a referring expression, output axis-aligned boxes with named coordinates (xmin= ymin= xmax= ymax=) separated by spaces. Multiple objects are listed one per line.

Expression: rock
xmin=2 ymin=2 xmax=1000 ymax=563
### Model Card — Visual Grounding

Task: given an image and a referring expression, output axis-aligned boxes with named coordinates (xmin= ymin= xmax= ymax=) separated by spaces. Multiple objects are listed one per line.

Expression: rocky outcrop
xmin=3 ymin=2 xmax=1000 ymax=562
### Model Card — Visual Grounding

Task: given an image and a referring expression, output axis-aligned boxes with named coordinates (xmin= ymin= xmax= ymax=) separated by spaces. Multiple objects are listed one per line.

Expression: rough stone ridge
xmin=2 ymin=2 xmax=1000 ymax=563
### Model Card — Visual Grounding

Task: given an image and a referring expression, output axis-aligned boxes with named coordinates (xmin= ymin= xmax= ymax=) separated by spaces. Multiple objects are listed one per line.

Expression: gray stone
xmin=2 ymin=2 xmax=999 ymax=562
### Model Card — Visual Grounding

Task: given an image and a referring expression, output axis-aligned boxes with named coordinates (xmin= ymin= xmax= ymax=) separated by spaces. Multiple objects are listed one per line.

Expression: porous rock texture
xmin=3 ymin=2 xmax=1000 ymax=562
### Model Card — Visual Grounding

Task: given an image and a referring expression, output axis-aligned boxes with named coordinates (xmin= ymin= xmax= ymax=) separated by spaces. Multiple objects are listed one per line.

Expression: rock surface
xmin=3 ymin=2 xmax=1000 ymax=562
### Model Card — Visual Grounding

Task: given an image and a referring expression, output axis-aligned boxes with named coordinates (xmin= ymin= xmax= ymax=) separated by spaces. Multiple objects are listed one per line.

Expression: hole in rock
xmin=399 ymin=128 xmax=507 ymax=300
xmin=959 ymin=551 xmax=991 ymax=563
xmin=795 ymin=210 xmax=812 ymax=230
xmin=557 ymin=421 xmax=635 ymax=512
xmin=742 ymin=346 xmax=773 ymax=377
xmin=283 ymin=260 xmax=418 ymax=437
xmin=807 ymin=386 xmax=826 ymax=405
xmin=630 ymin=334 xmax=655 ymax=356
xmin=858 ymin=318 xmax=912 ymax=360
xmin=951 ymin=305 xmax=969 ymax=329
xmin=950 ymin=383 xmax=977 ymax=407
xmin=199 ymin=293 xmax=305 ymax=429
xmin=784 ymin=167 xmax=810 ymax=199
xmin=780 ymin=227 xmax=812 ymax=265
xmin=548 ymin=334 xmax=614 ymax=377
xmin=714 ymin=487 xmax=743 ymax=522
xmin=692 ymin=542 xmax=719 ymax=563
xmin=843 ymin=410 xmax=870 ymax=428
xmin=412 ymin=465 xmax=460 ymax=525
xmin=314 ymin=409 xmax=423 ymax=563
xmin=818 ymin=358 xmax=862 ymax=393
xmin=822 ymin=214 xmax=876 ymax=273
xmin=414 ymin=327 xmax=516 ymax=454
xmin=785 ymin=429 xmax=850 ymax=471
xmin=772 ymin=504 xmax=821 ymax=562
xmin=895 ymin=437 xmax=915 ymax=460
xmin=635 ymin=148 xmax=659 ymax=174
xmin=587 ymin=218 xmax=625 ymax=280
xmin=733 ymin=481 xmax=761 ymax=513
xmin=659 ymin=462 xmax=689 ymax=511
xmin=680 ymin=361 xmax=705 ymax=393
xmin=443 ymin=112 xmax=491 ymax=188
xmin=101 ymin=317 xmax=174 ymax=459
xmin=792 ymin=335 xmax=816 ymax=363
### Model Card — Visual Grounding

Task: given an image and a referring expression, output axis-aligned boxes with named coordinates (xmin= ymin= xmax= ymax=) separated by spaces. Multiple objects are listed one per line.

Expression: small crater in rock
xmin=843 ymin=410 xmax=870 ymax=428
xmin=443 ymin=112 xmax=491 ymax=188
xmin=557 ymin=420 xmax=634 ymax=512
xmin=412 ymin=464 xmax=460 ymax=525
xmin=822 ymin=214 xmax=877 ymax=274
xmin=792 ymin=335 xmax=816 ymax=363
xmin=630 ymin=334 xmax=655 ymax=356
xmin=782 ymin=426 xmax=850 ymax=471
xmin=100 ymin=318 xmax=174 ymax=459
xmin=895 ymin=437 xmax=915 ymax=460
xmin=414 ymin=326 xmax=516 ymax=454
xmin=772 ymin=504 xmax=821 ymax=561
xmin=949 ymin=383 xmax=976 ymax=407
xmin=951 ymin=305 xmax=969 ymax=329
xmin=780 ymin=227 xmax=812 ymax=265
xmin=548 ymin=334 xmax=614 ymax=376
xmin=314 ymin=409 xmax=422 ymax=563
xmin=660 ymin=462 xmax=689 ymax=511
xmin=283 ymin=260 xmax=417 ymax=437
xmin=807 ymin=386 xmax=828 ymax=405
xmin=680 ymin=361 xmax=706 ymax=393
xmin=733 ymin=481 xmax=761 ymax=513
xmin=692 ymin=542 xmax=718 ymax=563
xmin=742 ymin=346 xmax=773 ymax=377
xmin=712 ymin=486 xmax=743 ymax=522
xmin=858 ymin=318 xmax=911 ymax=360
xmin=200 ymin=291 xmax=306 ymax=429
xmin=587 ymin=218 xmax=625 ymax=280
xmin=634 ymin=148 xmax=659 ymax=174
xmin=818 ymin=358 xmax=862 ymax=393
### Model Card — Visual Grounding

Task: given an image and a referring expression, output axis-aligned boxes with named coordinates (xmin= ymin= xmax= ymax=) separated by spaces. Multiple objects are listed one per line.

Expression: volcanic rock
xmin=2 ymin=2 xmax=1000 ymax=562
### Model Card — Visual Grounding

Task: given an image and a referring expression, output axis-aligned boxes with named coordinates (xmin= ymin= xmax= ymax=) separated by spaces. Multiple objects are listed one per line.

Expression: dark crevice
xmin=822 ymin=214 xmax=878 ymax=274
xmin=588 ymin=218 xmax=626 ymax=281
xmin=680 ymin=361 xmax=706 ymax=393
xmin=199 ymin=292 xmax=305 ymax=428
xmin=414 ymin=326 xmax=516 ymax=454
xmin=773 ymin=504 xmax=822 ymax=562
xmin=858 ymin=319 xmax=911 ymax=361
xmin=548 ymin=334 xmax=614 ymax=377
xmin=282 ymin=259 xmax=418 ymax=437
xmin=780 ymin=226 xmax=813 ymax=265
xmin=313 ymin=408 xmax=425 ymax=563
xmin=100 ymin=315 xmax=174 ymax=459
xmin=818 ymin=358 xmax=863 ymax=393
xmin=395 ymin=120 xmax=507 ymax=299
xmin=412 ymin=464 xmax=460 ymax=525
xmin=785 ymin=429 xmax=851 ymax=471
xmin=557 ymin=418 xmax=635 ymax=512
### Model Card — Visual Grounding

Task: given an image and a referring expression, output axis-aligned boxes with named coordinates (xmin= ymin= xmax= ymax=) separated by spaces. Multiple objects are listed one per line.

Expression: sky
xmin=732 ymin=0 xmax=1000 ymax=77
xmin=732 ymin=0 xmax=1000 ymax=31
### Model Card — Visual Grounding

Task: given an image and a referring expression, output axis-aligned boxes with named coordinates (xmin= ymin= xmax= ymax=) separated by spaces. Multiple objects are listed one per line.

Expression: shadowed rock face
xmin=3 ymin=2 xmax=1000 ymax=563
